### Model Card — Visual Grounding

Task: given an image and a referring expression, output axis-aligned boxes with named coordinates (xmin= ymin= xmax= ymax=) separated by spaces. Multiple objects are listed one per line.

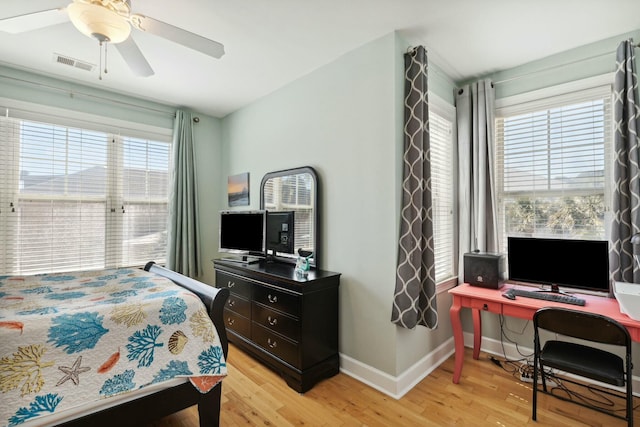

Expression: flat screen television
xmin=266 ymin=211 xmax=295 ymax=256
xmin=219 ymin=210 xmax=266 ymax=262
xmin=507 ymin=236 xmax=610 ymax=294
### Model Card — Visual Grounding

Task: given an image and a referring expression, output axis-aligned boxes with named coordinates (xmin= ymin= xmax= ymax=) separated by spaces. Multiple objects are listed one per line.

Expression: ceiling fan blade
xmin=0 ymin=7 xmax=68 ymax=34
xmin=1 ymin=0 xmax=68 ymax=19
xmin=115 ymin=37 xmax=154 ymax=77
xmin=131 ymin=14 xmax=225 ymax=59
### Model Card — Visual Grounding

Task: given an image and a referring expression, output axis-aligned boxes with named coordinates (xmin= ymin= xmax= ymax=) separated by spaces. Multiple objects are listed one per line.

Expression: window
xmin=495 ymin=84 xmax=612 ymax=248
xmin=0 ymin=115 xmax=171 ymax=275
xmin=430 ymin=97 xmax=456 ymax=283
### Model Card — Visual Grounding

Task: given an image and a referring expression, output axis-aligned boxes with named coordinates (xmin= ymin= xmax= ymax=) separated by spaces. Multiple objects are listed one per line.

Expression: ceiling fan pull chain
xmin=104 ymin=42 xmax=109 ymax=75
xmin=98 ymin=40 xmax=103 ymax=80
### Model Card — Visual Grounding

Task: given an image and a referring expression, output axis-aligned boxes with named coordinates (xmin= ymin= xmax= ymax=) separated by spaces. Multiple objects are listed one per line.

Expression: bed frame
xmin=55 ymin=262 xmax=229 ymax=427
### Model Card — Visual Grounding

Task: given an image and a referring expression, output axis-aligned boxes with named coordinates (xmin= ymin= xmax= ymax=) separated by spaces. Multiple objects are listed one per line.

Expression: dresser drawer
xmin=252 ymin=324 xmax=298 ymax=367
xmin=226 ymin=293 xmax=251 ymax=317
xmin=253 ymin=286 xmax=300 ymax=317
xmin=224 ymin=308 xmax=251 ymax=338
xmin=217 ymin=272 xmax=251 ymax=298
xmin=252 ymin=303 xmax=300 ymax=341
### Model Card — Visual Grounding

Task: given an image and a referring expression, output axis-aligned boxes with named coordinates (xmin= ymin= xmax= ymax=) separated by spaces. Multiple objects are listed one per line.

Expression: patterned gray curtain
xmin=610 ymin=39 xmax=640 ymax=283
xmin=168 ymin=109 xmax=202 ymax=277
xmin=456 ymin=80 xmax=498 ymax=281
xmin=391 ymin=46 xmax=437 ymax=329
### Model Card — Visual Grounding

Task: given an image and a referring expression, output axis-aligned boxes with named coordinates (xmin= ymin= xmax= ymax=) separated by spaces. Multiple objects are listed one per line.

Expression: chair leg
xmin=626 ymin=360 xmax=633 ymax=427
xmin=531 ymin=368 xmax=538 ymax=421
xmin=532 ymin=356 xmax=538 ymax=421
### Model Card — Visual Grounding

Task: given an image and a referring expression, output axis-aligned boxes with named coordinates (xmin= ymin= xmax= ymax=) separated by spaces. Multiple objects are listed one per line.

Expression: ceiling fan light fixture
xmin=68 ymin=2 xmax=131 ymax=44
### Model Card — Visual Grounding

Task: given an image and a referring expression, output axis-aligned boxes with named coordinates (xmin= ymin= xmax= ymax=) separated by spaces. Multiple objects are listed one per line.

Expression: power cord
xmin=498 ymin=314 xmax=533 ymax=360
xmin=490 ymin=316 xmax=640 ymax=413
xmin=490 ymin=356 xmax=502 ymax=368
xmin=492 ymin=357 xmax=640 ymax=413
xmin=487 ymin=355 xmax=523 ymax=380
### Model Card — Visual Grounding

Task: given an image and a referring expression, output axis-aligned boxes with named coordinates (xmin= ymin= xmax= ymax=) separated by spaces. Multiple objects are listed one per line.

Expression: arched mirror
xmin=260 ymin=166 xmax=318 ymax=268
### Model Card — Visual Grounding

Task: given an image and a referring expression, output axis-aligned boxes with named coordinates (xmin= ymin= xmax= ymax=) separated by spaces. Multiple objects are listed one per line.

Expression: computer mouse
xmin=502 ymin=291 xmax=516 ymax=300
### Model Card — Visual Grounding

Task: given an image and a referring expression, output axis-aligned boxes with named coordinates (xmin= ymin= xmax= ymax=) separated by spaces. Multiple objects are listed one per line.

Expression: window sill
xmin=436 ymin=277 xmax=457 ymax=295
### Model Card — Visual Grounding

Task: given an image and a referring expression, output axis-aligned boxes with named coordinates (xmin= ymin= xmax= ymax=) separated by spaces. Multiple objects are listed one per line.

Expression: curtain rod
xmin=494 ymin=42 xmax=640 ymax=86
xmin=0 ymin=72 xmax=176 ymax=117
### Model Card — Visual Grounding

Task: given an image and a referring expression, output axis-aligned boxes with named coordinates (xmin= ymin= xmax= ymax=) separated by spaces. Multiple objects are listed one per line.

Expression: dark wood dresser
xmin=212 ymin=259 xmax=341 ymax=393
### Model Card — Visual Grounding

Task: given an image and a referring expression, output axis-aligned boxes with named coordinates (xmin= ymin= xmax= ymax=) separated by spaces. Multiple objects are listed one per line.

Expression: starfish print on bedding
xmin=57 ymin=356 xmax=91 ymax=386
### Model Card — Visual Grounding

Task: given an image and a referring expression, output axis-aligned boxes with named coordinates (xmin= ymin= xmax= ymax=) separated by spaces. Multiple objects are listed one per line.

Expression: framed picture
xmin=228 ymin=172 xmax=250 ymax=206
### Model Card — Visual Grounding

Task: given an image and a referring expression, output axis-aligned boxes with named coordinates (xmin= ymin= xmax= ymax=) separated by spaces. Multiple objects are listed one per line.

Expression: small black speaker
xmin=464 ymin=252 xmax=505 ymax=289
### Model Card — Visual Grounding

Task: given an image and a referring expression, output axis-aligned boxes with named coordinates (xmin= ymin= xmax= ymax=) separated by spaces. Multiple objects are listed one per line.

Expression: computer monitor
xmin=266 ymin=211 xmax=295 ymax=256
xmin=507 ymin=236 xmax=610 ymax=295
xmin=218 ymin=210 xmax=266 ymax=262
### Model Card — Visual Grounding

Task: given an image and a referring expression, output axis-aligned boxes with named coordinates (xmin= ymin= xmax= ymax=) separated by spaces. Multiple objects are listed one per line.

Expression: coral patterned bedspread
xmin=0 ymin=267 xmax=227 ymax=427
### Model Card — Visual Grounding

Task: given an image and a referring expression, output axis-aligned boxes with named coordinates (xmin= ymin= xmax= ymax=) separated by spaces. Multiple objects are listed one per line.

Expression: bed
xmin=0 ymin=261 xmax=229 ymax=427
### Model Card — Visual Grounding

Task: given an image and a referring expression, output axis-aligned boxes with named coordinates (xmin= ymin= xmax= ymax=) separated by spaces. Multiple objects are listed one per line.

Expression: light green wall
xmin=9 ymin=26 xmax=636 ymax=380
xmin=475 ymin=29 xmax=640 ymax=99
xmin=460 ymin=29 xmax=640 ymax=374
xmin=0 ymin=32 xmax=457 ymax=377
xmin=221 ymin=32 xmax=455 ymax=376
xmin=0 ymin=64 xmax=225 ymax=287
xmin=221 ymin=32 xmax=399 ymax=374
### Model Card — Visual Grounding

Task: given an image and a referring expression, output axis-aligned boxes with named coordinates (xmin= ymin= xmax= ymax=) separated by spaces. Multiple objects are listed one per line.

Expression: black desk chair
xmin=532 ymin=307 xmax=633 ymax=426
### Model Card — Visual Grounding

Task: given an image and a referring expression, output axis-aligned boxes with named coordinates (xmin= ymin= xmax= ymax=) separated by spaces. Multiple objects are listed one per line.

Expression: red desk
xmin=449 ymin=283 xmax=640 ymax=384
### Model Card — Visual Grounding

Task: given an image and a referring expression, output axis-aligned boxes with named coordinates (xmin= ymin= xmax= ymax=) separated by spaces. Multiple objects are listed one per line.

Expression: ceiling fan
xmin=0 ymin=0 xmax=225 ymax=77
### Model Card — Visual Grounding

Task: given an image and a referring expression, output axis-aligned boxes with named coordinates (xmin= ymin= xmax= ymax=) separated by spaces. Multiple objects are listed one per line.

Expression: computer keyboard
xmin=502 ymin=288 xmax=586 ymax=306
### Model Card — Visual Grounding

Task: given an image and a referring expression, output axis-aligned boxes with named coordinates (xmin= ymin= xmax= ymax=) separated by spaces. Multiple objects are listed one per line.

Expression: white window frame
xmin=429 ymin=94 xmax=457 ymax=290
xmin=494 ymin=74 xmax=614 ymax=251
xmin=0 ymin=99 xmax=172 ymax=275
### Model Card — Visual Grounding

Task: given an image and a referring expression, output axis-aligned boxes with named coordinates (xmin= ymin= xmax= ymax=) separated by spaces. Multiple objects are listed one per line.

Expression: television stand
xmin=220 ymin=255 xmax=261 ymax=265
xmin=536 ymin=283 xmax=574 ymax=296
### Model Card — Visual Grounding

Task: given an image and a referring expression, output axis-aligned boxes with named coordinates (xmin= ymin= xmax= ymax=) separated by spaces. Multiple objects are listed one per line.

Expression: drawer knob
xmin=267 ymin=338 xmax=277 ymax=348
xmin=227 ymin=318 xmax=235 ymax=326
xmin=228 ymin=281 xmax=235 ymax=288
xmin=268 ymin=294 xmax=278 ymax=303
xmin=483 ymin=303 xmax=489 ymax=311
xmin=228 ymin=300 xmax=236 ymax=307
xmin=267 ymin=316 xmax=278 ymax=326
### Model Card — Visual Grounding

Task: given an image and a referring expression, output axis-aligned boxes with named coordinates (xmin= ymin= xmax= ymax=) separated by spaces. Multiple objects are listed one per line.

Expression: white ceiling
xmin=1 ymin=0 xmax=640 ymax=118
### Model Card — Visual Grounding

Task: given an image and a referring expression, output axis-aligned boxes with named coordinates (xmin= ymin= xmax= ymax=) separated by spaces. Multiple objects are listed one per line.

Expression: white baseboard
xmin=339 ymin=337 xmax=455 ymax=399
xmin=338 ymin=331 xmax=639 ymax=399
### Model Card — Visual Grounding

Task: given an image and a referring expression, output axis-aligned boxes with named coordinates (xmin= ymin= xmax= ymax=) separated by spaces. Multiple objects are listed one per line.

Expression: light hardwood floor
xmin=147 ymin=343 xmax=638 ymax=426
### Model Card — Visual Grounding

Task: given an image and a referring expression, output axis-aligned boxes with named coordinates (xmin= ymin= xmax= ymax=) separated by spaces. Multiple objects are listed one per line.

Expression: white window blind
xmin=118 ymin=137 xmax=170 ymax=267
xmin=430 ymin=106 xmax=455 ymax=283
xmin=495 ymin=85 xmax=612 ymax=244
xmin=0 ymin=116 xmax=171 ymax=275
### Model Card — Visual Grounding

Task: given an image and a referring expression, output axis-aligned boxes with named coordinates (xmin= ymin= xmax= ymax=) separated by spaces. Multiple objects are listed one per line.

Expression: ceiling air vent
xmin=52 ymin=53 xmax=95 ymax=72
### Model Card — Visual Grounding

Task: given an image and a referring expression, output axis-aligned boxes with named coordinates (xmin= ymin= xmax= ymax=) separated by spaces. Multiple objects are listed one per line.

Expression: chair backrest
xmin=534 ymin=307 xmax=631 ymax=347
